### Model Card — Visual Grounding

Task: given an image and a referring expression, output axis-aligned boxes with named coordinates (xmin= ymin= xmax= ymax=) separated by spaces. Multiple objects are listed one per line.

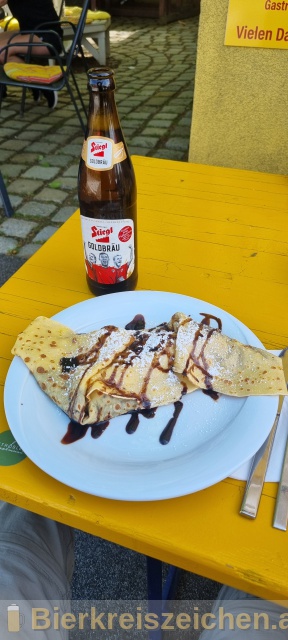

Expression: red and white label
xmin=82 ymin=136 xmax=126 ymax=170
xmin=81 ymin=216 xmax=135 ymax=285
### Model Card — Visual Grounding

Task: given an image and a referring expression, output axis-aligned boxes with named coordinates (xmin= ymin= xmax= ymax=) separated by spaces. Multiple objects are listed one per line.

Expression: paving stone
xmin=141 ymin=127 xmax=168 ymax=137
xmin=1 ymin=165 xmax=23 ymax=179
xmin=39 ymin=116 xmax=65 ymax=125
xmin=17 ymin=243 xmax=39 ymax=258
xmin=58 ymin=127 xmax=81 ymax=136
xmin=28 ymin=142 xmax=58 ymax=153
xmin=126 ymin=146 xmax=150 ymax=156
xmin=178 ymin=116 xmax=193 ymax=126
xmin=36 ymin=188 xmax=68 ymax=203
xmin=17 ymin=202 xmax=57 ymax=218
xmin=1 ymin=150 xmax=15 ymax=161
xmin=153 ymin=112 xmax=179 ymax=120
xmin=8 ymin=179 xmax=43 ymax=195
xmin=9 ymin=196 xmax=23 ymax=210
xmin=17 ymin=130 xmax=43 ymax=141
xmin=129 ymin=136 xmax=156 ymax=148
xmin=0 ymin=218 xmax=37 ymax=238
xmin=63 ymin=165 xmax=79 ymax=178
xmin=61 ymin=144 xmax=82 ymax=156
xmin=0 ymin=108 xmax=18 ymax=120
xmin=164 ymin=137 xmax=190 ymax=151
xmin=26 ymin=123 xmax=53 ymax=131
xmin=40 ymin=154 xmax=73 ymax=167
xmin=172 ymin=125 xmax=191 ymax=138
xmin=32 ymin=225 xmax=58 ymax=243
xmin=10 ymin=152 xmax=41 ymax=164
xmin=52 ymin=206 xmax=75 ymax=223
xmin=22 ymin=166 xmax=59 ymax=181
xmin=122 ymin=127 xmax=141 ymax=138
xmin=57 ymin=177 xmax=77 ymax=190
xmin=0 ymin=128 xmax=18 ymax=138
xmin=151 ymin=148 xmax=186 ymax=160
xmin=0 ymin=236 xmax=18 ymax=253
xmin=2 ymin=140 xmax=28 ymax=151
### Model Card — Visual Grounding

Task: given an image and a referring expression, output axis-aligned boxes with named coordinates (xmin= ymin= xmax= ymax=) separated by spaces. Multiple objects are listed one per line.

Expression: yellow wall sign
xmin=225 ymin=0 xmax=288 ymax=48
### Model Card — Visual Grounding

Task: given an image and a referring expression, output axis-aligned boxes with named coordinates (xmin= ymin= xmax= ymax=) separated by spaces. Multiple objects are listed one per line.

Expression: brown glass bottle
xmin=78 ymin=68 xmax=137 ymax=296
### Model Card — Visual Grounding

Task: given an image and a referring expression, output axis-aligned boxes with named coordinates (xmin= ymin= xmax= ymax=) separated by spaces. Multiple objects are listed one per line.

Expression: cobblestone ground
xmin=0 ymin=15 xmax=199 ymax=258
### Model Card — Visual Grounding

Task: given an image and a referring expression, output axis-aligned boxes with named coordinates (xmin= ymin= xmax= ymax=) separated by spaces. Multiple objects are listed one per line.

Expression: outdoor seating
xmin=0 ymin=0 xmax=90 ymax=133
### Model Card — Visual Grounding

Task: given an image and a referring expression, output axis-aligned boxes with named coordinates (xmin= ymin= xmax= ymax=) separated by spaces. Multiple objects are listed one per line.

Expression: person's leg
xmin=0 ymin=33 xmax=53 ymax=65
xmin=0 ymin=500 xmax=74 ymax=639
xmin=199 ymin=585 xmax=287 ymax=639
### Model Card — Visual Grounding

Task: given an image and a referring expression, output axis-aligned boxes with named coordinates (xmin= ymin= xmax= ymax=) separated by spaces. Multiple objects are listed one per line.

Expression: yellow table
xmin=1 ymin=156 xmax=288 ymax=602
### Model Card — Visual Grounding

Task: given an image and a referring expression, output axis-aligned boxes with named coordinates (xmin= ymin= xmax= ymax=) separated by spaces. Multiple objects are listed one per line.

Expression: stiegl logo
xmin=87 ymin=136 xmax=113 ymax=169
xmin=91 ymin=225 xmax=113 ymax=243
xmin=90 ymin=141 xmax=108 ymax=157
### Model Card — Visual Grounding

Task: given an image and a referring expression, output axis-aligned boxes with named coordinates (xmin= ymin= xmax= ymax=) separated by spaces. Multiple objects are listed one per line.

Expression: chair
xmin=0 ymin=0 xmax=90 ymax=133
xmin=0 ymin=172 xmax=14 ymax=218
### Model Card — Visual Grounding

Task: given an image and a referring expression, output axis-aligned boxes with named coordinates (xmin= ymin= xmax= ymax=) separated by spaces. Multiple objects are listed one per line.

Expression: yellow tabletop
xmin=1 ymin=156 xmax=288 ymax=602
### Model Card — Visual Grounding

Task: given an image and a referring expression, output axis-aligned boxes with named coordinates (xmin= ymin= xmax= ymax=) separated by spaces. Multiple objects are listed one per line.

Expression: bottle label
xmin=82 ymin=137 xmax=127 ymax=171
xmin=81 ymin=216 xmax=135 ymax=285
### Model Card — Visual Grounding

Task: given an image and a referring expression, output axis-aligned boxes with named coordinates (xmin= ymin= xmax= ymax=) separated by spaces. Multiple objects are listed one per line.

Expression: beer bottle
xmin=78 ymin=67 xmax=137 ymax=296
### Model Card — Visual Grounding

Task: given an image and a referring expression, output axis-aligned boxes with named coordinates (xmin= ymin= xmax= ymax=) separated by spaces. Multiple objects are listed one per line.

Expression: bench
xmin=62 ymin=18 xmax=111 ymax=65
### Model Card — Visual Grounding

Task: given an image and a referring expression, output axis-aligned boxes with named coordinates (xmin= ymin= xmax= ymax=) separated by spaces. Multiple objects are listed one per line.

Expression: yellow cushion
xmin=4 ymin=62 xmax=65 ymax=84
xmin=63 ymin=7 xmax=110 ymax=23
xmin=0 ymin=16 xmax=19 ymax=30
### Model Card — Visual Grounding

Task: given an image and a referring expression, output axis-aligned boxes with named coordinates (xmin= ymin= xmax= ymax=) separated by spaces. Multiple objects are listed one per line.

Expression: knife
xmin=273 ymin=356 xmax=288 ymax=530
xmin=240 ymin=347 xmax=288 ymax=519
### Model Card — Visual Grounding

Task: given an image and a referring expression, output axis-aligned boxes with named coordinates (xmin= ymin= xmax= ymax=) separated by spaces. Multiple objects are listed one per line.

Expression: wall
xmin=189 ymin=0 xmax=288 ymax=174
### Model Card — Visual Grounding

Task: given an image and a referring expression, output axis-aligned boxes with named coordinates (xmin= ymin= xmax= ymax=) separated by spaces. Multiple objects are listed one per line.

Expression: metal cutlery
xmin=273 ymin=386 xmax=288 ymax=530
xmin=240 ymin=347 xmax=288 ymax=519
xmin=273 ymin=439 xmax=288 ymax=530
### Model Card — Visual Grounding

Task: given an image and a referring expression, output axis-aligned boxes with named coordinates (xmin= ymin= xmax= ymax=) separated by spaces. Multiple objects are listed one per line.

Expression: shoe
xmin=31 ymin=88 xmax=41 ymax=103
xmin=41 ymin=89 xmax=58 ymax=109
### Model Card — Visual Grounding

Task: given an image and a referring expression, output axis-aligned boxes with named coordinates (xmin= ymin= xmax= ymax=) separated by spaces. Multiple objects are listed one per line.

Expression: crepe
xmin=11 ymin=316 xmax=190 ymax=425
xmin=11 ymin=311 xmax=287 ymax=428
xmin=171 ymin=312 xmax=287 ymax=397
xmin=12 ymin=316 xmax=136 ymax=424
xmin=87 ymin=323 xmax=187 ymax=408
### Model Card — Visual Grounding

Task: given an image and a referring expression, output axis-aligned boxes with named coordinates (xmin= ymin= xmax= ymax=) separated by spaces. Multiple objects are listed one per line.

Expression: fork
xmin=240 ymin=347 xmax=288 ymax=519
xmin=273 ymin=395 xmax=288 ymax=529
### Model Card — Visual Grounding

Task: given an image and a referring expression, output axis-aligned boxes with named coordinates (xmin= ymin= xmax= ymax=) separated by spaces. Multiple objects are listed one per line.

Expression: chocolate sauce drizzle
xmin=159 ymin=400 xmax=183 ymax=445
xmin=61 ymin=311 xmax=221 ymax=446
xmin=60 ymin=326 xmax=118 ymax=373
xmin=184 ymin=313 xmax=222 ymax=396
xmin=126 ymin=407 xmax=157 ymax=434
xmin=124 ymin=314 xmax=145 ymax=331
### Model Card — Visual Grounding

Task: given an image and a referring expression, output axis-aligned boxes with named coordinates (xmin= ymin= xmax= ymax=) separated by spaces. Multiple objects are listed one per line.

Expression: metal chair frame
xmin=0 ymin=172 xmax=14 ymax=218
xmin=0 ymin=0 xmax=90 ymax=133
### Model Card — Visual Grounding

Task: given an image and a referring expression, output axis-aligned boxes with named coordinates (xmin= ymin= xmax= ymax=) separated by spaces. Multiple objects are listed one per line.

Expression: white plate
xmin=4 ymin=291 xmax=278 ymax=501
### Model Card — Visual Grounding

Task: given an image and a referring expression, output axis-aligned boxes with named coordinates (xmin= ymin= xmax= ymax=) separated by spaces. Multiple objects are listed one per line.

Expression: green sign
xmin=0 ymin=431 xmax=26 ymax=466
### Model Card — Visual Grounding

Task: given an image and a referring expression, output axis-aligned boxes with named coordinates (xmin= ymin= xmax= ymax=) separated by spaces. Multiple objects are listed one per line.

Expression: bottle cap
xmin=88 ymin=68 xmax=115 ymax=91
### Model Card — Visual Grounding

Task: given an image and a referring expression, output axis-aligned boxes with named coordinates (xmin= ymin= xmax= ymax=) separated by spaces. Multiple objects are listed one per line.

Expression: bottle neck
xmin=87 ymin=89 xmax=121 ymax=138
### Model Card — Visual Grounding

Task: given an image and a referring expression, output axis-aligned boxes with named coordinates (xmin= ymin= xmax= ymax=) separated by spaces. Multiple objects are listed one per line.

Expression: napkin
xmin=230 ymin=351 xmax=288 ymax=482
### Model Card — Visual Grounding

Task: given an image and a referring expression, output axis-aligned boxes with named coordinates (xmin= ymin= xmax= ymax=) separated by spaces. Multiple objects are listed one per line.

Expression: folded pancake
xmin=11 ymin=316 xmax=193 ymax=426
xmin=85 ymin=323 xmax=190 ymax=417
xmin=171 ymin=312 xmax=287 ymax=397
xmin=12 ymin=316 xmax=136 ymax=423
xmin=12 ymin=310 xmax=286 ymax=429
